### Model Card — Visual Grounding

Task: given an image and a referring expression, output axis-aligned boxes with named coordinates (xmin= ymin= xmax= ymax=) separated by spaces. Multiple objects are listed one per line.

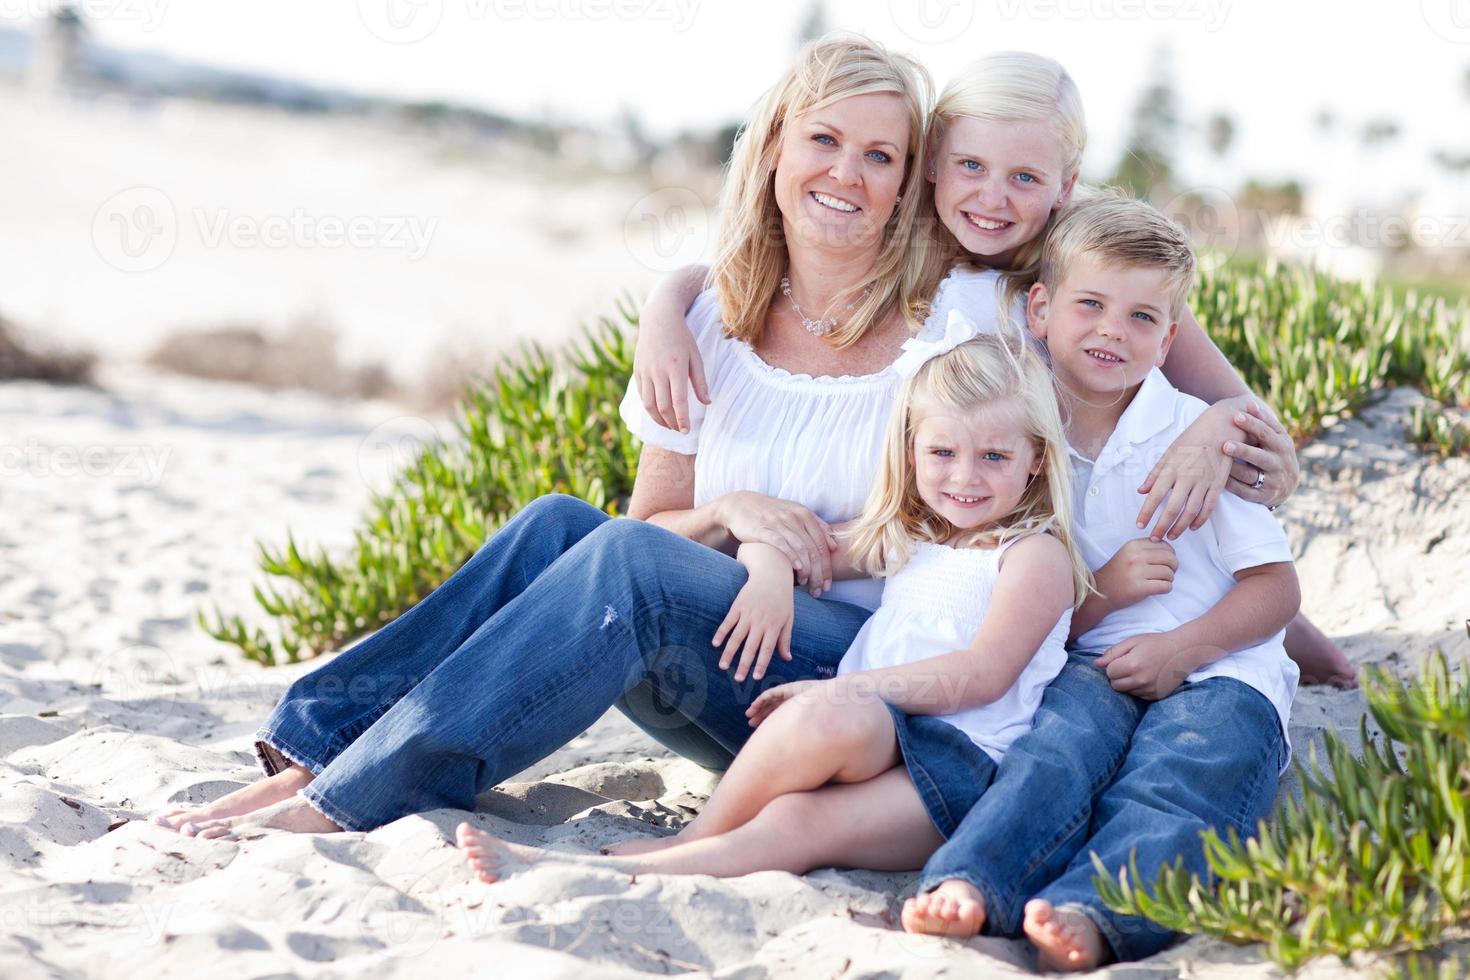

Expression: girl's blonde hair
xmin=930 ymin=51 xmax=1088 ymax=322
xmin=711 ymin=32 xmax=951 ymax=347
xmin=844 ymin=332 xmax=1092 ymax=606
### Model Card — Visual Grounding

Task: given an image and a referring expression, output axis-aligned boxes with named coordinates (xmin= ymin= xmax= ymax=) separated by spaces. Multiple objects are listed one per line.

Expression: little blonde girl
xmin=457 ymin=330 xmax=1086 ymax=882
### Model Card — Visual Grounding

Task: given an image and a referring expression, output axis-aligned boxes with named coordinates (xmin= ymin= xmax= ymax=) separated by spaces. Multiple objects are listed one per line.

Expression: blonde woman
xmin=458 ymin=330 xmax=1087 ymax=881
xmin=157 ymin=34 xmax=989 ymax=840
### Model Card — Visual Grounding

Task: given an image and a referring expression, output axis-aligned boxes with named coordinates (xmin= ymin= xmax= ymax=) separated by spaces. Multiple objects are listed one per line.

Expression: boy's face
xmin=1026 ymin=255 xmax=1181 ymax=398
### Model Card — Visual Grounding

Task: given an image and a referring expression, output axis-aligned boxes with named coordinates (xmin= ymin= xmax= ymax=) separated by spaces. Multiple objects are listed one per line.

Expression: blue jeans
xmin=919 ymin=651 xmax=1285 ymax=962
xmin=255 ymin=494 xmax=872 ymax=831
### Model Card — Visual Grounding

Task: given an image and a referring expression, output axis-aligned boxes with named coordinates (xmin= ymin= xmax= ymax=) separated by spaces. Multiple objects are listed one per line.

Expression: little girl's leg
xmin=460 ymin=765 xmax=943 ymax=882
xmin=668 ymin=691 xmax=900 ymax=844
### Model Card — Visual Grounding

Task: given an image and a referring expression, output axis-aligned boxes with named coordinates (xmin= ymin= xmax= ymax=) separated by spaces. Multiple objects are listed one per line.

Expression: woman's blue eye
xmin=814 ymin=134 xmax=836 ymax=146
xmin=867 ymin=150 xmax=892 ymax=164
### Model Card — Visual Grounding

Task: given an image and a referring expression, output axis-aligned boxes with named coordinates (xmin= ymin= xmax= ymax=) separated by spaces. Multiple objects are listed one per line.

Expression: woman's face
xmin=773 ymin=92 xmax=910 ymax=258
xmin=930 ymin=115 xmax=1077 ymax=271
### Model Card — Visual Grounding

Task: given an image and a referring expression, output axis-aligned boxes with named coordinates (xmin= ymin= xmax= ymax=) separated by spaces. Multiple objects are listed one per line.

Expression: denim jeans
xmin=255 ymin=494 xmax=872 ymax=831
xmin=919 ymin=651 xmax=1285 ymax=962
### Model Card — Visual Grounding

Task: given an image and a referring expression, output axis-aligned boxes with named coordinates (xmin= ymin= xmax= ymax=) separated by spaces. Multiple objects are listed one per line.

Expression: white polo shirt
xmin=1068 ymin=369 xmax=1298 ymax=768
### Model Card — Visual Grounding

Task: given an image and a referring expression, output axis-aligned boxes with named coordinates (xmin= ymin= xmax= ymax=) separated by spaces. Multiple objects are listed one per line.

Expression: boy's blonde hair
xmin=930 ymin=51 xmax=1087 ymax=304
xmin=1038 ymin=189 xmax=1197 ymax=319
xmin=711 ymin=32 xmax=951 ymax=347
xmin=844 ymin=333 xmax=1091 ymax=606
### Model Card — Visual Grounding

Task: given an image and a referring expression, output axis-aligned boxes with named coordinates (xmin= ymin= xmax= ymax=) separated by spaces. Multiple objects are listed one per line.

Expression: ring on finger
xmin=1250 ymin=467 xmax=1266 ymax=491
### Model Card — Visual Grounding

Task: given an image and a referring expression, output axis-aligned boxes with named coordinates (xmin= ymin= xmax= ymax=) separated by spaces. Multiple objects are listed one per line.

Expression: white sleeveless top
xmin=837 ymin=537 xmax=1071 ymax=762
xmin=619 ymin=265 xmax=1017 ymax=611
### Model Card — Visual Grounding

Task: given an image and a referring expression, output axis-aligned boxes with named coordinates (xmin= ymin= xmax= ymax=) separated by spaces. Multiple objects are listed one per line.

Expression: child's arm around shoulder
xmin=633 ymin=264 xmax=712 ymax=434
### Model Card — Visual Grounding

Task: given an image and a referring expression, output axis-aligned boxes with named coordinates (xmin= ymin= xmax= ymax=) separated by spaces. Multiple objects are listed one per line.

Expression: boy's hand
xmin=1094 ymin=632 xmax=1201 ymax=700
xmin=713 ymin=550 xmax=795 ymax=682
xmin=1095 ymin=539 xmax=1177 ymax=611
xmin=745 ymin=679 xmax=824 ymax=727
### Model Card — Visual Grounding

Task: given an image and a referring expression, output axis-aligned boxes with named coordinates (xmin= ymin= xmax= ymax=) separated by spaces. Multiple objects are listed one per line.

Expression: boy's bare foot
xmin=1023 ymin=899 xmax=1109 ymax=973
xmin=186 ymin=796 xmax=342 ymax=839
xmin=154 ymin=765 xmax=314 ymax=833
xmin=600 ymin=833 xmax=680 ymax=857
xmin=457 ymin=822 xmax=558 ymax=883
xmin=1286 ymin=616 xmax=1358 ymax=689
xmin=901 ymin=879 xmax=986 ymax=938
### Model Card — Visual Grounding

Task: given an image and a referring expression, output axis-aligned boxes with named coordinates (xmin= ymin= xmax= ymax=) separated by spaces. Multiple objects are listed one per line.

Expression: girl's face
xmin=773 ymin=93 xmax=910 ymax=257
xmin=930 ymin=115 xmax=1078 ymax=271
xmin=909 ymin=396 xmax=1042 ymax=538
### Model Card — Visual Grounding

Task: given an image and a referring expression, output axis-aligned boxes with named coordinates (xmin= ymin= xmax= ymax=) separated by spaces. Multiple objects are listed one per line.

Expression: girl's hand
xmin=634 ymin=278 xmax=711 ymax=433
xmin=712 ymin=565 xmax=795 ymax=683
xmin=1135 ymin=398 xmax=1242 ymax=540
xmin=1223 ymin=401 xmax=1299 ymax=508
xmin=1094 ymin=632 xmax=1198 ymax=701
xmin=1094 ymin=538 xmax=1177 ymax=611
xmin=717 ymin=491 xmax=839 ymax=596
xmin=745 ymin=679 xmax=824 ymax=727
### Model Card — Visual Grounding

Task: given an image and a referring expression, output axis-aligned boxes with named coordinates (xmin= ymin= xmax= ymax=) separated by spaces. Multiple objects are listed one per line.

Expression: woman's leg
xmin=459 ymin=765 xmax=943 ymax=881
xmin=195 ymin=518 xmax=869 ymax=834
xmin=1025 ymin=677 xmax=1284 ymax=970
xmin=158 ymin=494 xmax=611 ymax=830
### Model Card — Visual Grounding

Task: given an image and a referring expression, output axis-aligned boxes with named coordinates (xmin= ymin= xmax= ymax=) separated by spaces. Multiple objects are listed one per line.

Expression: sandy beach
xmin=1 ymin=363 xmax=1465 ymax=977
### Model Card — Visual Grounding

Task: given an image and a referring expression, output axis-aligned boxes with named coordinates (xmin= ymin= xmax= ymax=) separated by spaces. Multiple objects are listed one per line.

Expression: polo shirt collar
xmin=1065 ymin=368 xmax=1177 ymax=471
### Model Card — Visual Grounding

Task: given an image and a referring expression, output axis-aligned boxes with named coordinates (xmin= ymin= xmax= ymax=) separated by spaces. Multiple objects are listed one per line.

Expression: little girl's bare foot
xmin=600 ymin=833 xmax=680 ymax=857
xmin=901 ymin=879 xmax=987 ymax=937
xmin=155 ymin=765 xmax=313 ymax=834
xmin=457 ymin=822 xmax=560 ymax=883
xmin=1023 ymin=899 xmax=1109 ymax=973
xmin=187 ymin=796 xmax=342 ymax=840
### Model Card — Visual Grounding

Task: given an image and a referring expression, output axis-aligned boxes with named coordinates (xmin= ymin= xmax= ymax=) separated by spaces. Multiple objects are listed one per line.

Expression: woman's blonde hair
xmin=844 ymin=332 xmax=1092 ymax=605
xmin=711 ymin=32 xmax=951 ymax=347
xmin=930 ymin=51 xmax=1088 ymax=322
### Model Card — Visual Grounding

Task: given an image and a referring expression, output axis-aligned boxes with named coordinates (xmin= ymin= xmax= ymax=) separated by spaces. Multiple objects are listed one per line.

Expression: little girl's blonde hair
xmin=929 ymin=51 xmax=1088 ymax=323
xmin=844 ymin=332 xmax=1091 ymax=606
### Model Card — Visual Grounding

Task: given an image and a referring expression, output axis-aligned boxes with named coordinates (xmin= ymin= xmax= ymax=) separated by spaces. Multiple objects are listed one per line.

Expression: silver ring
xmin=1250 ymin=468 xmax=1266 ymax=491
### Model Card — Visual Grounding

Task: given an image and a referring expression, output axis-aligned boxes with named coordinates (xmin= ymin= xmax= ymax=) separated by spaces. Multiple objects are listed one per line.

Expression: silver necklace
xmin=780 ymin=275 xmax=871 ymax=337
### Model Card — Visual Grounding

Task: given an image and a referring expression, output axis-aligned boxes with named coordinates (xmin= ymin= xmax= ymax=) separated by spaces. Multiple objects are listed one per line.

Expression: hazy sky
xmin=12 ymin=0 xmax=1470 ymax=197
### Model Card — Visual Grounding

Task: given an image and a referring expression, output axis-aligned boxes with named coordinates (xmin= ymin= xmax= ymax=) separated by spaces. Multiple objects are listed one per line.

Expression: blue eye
xmin=867 ymin=150 xmax=892 ymax=164
xmin=1132 ymin=311 xmax=1156 ymax=322
xmin=932 ymin=448 xmax=954 ymax=457
xmin=814 ymin=134 xmax=836 ymax=146
xmin=1080 ymin=298 xmax=1101 ymax=309
xmin=983 ymin=451 xmax=1006 ymax=462
xmin=960 ymin=159 xmax=981 ymax=172
xmin=1016 ymin=173 xmax=1038 ymax=184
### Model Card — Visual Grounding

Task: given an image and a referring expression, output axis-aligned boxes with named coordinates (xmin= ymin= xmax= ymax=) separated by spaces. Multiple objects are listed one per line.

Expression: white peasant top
xmin=837 ymin=537 xmax=1071 ymax=762
xmin=619 ymin=265 xmax=1015 ymax=611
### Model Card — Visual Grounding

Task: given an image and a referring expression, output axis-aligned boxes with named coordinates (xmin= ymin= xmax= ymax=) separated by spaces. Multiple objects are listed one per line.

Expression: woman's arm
xmin=1140 ymin=306 xmax=1301 ymax=540
xmin=635 ymin=264 xmax=712 ymax=433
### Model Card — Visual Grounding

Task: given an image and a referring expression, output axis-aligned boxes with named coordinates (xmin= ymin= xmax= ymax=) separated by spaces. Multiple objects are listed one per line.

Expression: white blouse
xmin=619 ymin=265 xmax=1012 ymax=611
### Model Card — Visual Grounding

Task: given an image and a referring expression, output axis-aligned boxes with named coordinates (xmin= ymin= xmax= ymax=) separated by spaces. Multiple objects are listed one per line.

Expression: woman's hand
xmin=1223 ymin=401 xmax=1299 ymax=508
xmin=1135 ymin=398 xmax=1241 ymax=540
xmin=745 ymin=679 xmax=825 ymax=727
xmin=713 ymin=551 xmax=795 ymax=683
xmin=717 ymin=491 xmax=839 ymax=596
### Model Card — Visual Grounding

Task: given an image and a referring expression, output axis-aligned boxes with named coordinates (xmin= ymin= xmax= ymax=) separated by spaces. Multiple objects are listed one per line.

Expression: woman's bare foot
xmin=600 ymin=833 xmax=680 ymax=857
xmin=187 ymin=796 xmax=342 ymax=840
xmin=1286 ymin=615 xmax=1358 ymax=689
xmin=1023 ymin=899 xmax=1109 ymax=973
xmin=154 ymin=765 xmax=314 ymax=834
xmin=901 ymin=878 xmax=987 ymax=938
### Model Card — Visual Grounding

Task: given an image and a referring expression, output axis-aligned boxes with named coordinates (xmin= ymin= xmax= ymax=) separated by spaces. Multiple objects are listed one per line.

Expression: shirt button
xmin=1088 ymin=487 xmax=1100 ymax=497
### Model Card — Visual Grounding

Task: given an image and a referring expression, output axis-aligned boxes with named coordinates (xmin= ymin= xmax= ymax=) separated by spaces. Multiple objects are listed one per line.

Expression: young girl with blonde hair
xmin=459 ymin=329 xmax=1085 ymax=882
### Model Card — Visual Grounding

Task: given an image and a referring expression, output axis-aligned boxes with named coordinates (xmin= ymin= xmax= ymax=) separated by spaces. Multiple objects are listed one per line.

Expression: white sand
xmin=1 ymin=366 xmax=1463 ymax=977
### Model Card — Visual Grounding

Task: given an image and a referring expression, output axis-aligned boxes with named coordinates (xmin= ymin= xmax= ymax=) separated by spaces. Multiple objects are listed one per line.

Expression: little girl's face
xmin=929 ymin=115 xmax=1077 ymax=271
xmin=910 ymin=397 xmax=1041 ymax=537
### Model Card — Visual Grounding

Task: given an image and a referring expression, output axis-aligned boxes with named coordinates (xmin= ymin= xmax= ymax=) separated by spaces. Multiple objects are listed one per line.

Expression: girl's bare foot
xmin=154 ymin=765 xmax=314 ymax=834
xmin=1023 ymin=899 xmax=1109 ymax=973
xmin=1286 ymin=615 xmax=1358 ymax=689
xmin=457 ymin=822 xmax=564 ymax=883
xmin=600 ymin=833 xmax=680 ymax=857
xmin=901 ymin=878 xmax=986 ymax=938
xmin=187 ymin=796 xmax=342 ymax=840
